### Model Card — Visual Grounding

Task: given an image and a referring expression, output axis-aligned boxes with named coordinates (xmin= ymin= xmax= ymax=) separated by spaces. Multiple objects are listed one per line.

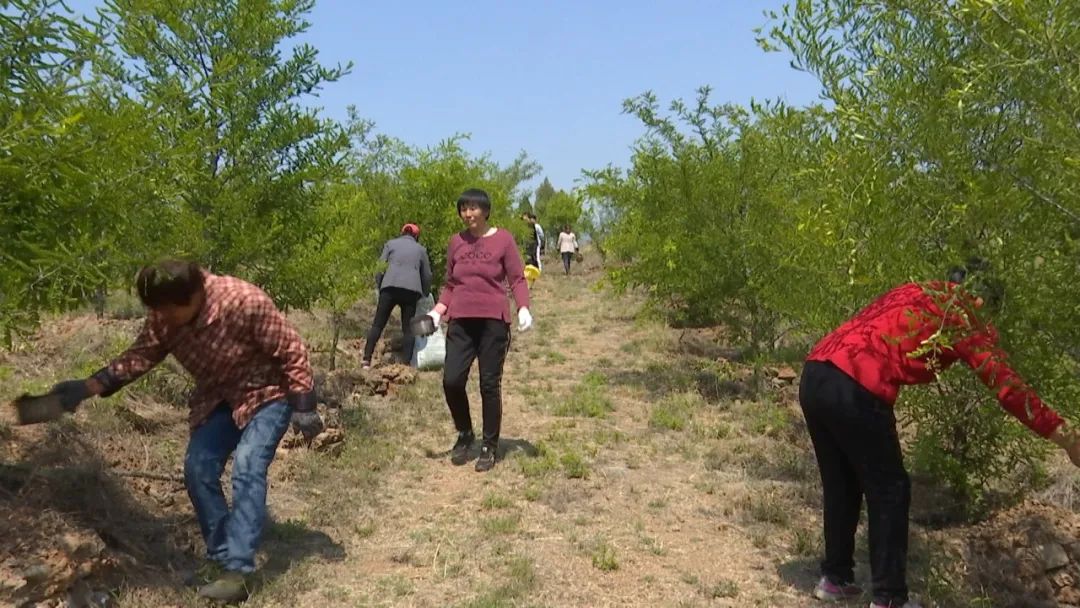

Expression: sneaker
xmin=197 ymin=571 xmax=249 ymax=602
xmin=813 ymin=576 xmax=862 ymax=601
xmin=870 ymin=602 xmax=921 ymax=608
xmin=450 ymin=431 xmax=474 ymax=466
xmin=475 ymin=445 xmax=497 ymax=472
xmin=361 ymin=360 xmax=372 ymax=370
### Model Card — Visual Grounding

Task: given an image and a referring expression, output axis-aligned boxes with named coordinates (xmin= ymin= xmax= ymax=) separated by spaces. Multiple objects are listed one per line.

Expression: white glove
xmin=517 ymin=307 xmax=533 ymax=332
xmin=427 ymin=310 xmax=442 ymax=326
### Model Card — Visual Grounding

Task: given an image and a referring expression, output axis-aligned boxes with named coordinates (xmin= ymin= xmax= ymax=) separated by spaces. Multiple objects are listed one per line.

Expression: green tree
xmin=586 ymin=0 xmax=1080 ymax=511
xmin=0 ymin=0 xmax=113 ymax=343
xmin=514 ymin=193 xmax=533 ymax=217
xmin=763 ymin=0 xmax=1080 ymax=511
xmin=317 ymin=126 xmax=540 ymax=338
xmin=96 ymin=0 xmax=353 ymax=309
xmin=533 ymin=176 xmax=556 ymax=218
xmin=543 ymin=190 xmax=583 ymax=233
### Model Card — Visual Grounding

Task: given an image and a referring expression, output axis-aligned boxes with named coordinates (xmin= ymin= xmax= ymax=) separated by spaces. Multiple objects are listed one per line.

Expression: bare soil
xmin=2 ymin=254 xmax=1080 ymax=607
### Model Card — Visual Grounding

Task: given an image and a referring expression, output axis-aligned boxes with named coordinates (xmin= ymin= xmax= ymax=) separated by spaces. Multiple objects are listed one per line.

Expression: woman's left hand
xmin=517 ymin=308 xmax=533 ymax=332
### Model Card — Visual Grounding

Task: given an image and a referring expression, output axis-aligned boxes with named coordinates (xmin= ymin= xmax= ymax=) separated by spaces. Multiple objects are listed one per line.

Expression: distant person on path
xmin=534 ymin=215 xmax=546 ymax=261
xmin=47 ymin=260 xmax=322 ymax=603
xmin=800 ymin=261 xmax=1079 ymax=608
xmin=427 ymin=189 xmax=532 ymax=472
xmin=522 ymin=212 xmax=543 ymax=270
xmin=557 ymin=225 xmax=579 ymax=275
xmin=362 ymin=223 xmax=433 ymax=369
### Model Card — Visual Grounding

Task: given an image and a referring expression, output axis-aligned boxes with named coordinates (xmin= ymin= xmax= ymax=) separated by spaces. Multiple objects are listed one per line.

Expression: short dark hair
xmin=136 ymin=260 xmax=205 ymax=308
xmin=457 ymin=188 xmax=492 ymax=219
xmin=947 ymin=256 xmax=990 ymax=283
xmin=948 ymin=257 xmax=1003 ymax=311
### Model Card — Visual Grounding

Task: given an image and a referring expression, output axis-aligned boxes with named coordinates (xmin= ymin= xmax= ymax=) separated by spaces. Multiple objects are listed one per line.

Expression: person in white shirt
xmin=557 ymin=225 xmax=579 ymax=275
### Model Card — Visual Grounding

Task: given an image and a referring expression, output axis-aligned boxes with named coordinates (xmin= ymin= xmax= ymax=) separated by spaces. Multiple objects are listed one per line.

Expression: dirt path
xmin=262 ymin=263 xmax=819 ymax=608
xmin=7 ymin=260 xmax=1080 ymax=607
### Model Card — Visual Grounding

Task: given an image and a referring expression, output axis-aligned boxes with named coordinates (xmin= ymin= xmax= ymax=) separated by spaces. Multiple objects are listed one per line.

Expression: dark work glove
xmin=288 ymin=391 xmax=323 ymax=440
xmin=51 ymin=379 xmax=92 ymax=412
xmin=291 ymin=411 xmax=324 ymax=441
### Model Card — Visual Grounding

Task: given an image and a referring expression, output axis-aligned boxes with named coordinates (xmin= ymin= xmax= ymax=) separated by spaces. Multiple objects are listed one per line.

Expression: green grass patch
xmin=522 ymin=483 xmax=544 ymax=502
xmin=790 ymin=526 xmax=819 ymax=557
xmin=560 ymin=449 xmax=590 ymax=479
xmin=649 ymin=392 xmax=704 ymax=431
xmin=703 ymin=579 xmax=739 ymax=599
xmin=749 ymin=401 xmax=794 ymax=438
xmin=481 ymin=514 xmax=521 ymax=535
xmin=590 ymin=539 xmax=619 ymax=571
xmin=552 ymin=373 xmax=613 ymax=418
xmin=518 ymin=442 xmax=560 ymax=478
xmin=545 ymin=351 xmax=567 ymax=364
xmin=481 ymin=492 xmax=513 ymax=510
xmin=742 ymin=492 xmax=790 ymax=526
xmin=457 ymin=555 xmax=537 ymax=608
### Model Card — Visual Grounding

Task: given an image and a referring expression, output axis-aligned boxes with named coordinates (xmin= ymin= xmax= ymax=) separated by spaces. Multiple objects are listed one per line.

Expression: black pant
xmin=363 ymin=287 xmax=421 ymax=363
xmin=799 ymin=361 xmax=910 ymax=606
xmin=442 ymin=318 xmax=511 ymax=447
xmin=561 ymin=252 xmax=572 ymax=274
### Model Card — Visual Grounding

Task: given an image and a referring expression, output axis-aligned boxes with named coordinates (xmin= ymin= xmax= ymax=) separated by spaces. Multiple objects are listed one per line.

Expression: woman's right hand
xmin=1050 ymin=425 xmax=1080 ymax=467
xmin=427 ymin=310 xmax=442 ymax=326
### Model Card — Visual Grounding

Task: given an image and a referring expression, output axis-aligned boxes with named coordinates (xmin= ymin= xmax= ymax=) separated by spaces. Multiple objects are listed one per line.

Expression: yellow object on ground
xmin=524 ymin=264 xmax=540 ymax=288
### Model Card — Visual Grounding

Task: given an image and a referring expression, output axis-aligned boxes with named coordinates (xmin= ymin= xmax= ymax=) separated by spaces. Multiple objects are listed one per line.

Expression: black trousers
xmin=442 ymin=318 xmax=511 ymax=447
xmin=799 ymin=361 xmax=910 ymax=606
xmin=525 ymin=245 xmax=539 ymax=268
xmin=561 ymin=252 xmax=572 ymax=274
xmin=363 ymin=287 xmax=421 ymax=363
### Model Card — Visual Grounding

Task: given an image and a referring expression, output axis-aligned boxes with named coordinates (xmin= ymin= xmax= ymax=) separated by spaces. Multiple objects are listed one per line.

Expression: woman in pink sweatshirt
xmin=425 ymin=189 xmax=532 ymax=472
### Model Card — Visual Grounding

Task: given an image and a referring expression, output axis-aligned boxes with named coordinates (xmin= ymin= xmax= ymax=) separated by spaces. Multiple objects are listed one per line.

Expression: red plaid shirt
xmin=105 ymin=273 xmax=313 ymax=429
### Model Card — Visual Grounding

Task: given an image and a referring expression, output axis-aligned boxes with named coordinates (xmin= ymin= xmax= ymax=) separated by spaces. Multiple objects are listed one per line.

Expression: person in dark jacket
xmin=362 ymin=223 xmax=433 ymax=368
xmin=800 ymin=263 xmax=1080 ymax=608
xmin=522 ymin=212 xmax=543 ymax=270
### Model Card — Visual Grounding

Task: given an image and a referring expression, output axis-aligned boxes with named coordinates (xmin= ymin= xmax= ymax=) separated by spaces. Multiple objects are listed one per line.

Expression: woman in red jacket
xmin=801 ymin=266 xmax=1080 ymax=608
xmin=426 ymin=189 xmax=532 ymax=472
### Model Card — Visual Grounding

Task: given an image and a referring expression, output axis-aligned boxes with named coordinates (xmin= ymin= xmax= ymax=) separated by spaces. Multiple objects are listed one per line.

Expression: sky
xmin=68 ymin=1 xmax=824 ymax=194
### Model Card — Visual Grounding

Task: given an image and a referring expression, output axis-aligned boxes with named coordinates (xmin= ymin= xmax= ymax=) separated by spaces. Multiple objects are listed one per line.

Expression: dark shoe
xmin=450 ymin=431 xmax=474 ymax=466
xmin=197 ymin=571 xmax=249 ymax=602
xmin=813 ymin=576 xmax=862 ymax=601
xmin=475 ymin=445 xmax=497 ymax=472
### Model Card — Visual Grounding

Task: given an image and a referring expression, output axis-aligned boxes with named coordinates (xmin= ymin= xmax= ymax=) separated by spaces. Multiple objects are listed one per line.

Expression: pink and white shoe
xmin=813 ymin=576 xmax=862 ymax=601
xmin=870 ymin=602 xmax=921 ymax=608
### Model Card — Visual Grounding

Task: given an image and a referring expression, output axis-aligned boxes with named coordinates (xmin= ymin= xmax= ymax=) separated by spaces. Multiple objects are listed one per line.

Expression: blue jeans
xmin=183 ymin=400 xmax=291 ymax=573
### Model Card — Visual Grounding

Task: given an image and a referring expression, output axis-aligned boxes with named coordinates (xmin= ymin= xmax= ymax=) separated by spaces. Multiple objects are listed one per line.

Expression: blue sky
xmin=70 ymin=1 xmax=823 ymax=193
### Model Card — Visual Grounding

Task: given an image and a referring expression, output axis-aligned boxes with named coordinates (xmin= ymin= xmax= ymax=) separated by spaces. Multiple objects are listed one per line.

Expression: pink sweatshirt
xmin=438 ymin=228 xmax=530 ymax=323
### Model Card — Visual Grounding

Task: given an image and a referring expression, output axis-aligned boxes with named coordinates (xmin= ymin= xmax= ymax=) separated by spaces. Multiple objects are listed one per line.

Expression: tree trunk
xmin=94 ymin=283 xmax=107 ymax=319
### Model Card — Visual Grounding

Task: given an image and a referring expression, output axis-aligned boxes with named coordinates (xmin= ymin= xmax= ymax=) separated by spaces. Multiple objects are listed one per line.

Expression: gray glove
xmin=291 ymin=411 xmax=324 ymax=441
xmin=51 ymin=380 xmax=91 ymax=412
xmin=288 ymin=391 xmax=323 ymax=440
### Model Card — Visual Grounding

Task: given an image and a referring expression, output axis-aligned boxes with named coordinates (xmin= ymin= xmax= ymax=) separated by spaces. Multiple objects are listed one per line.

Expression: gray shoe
xmin=197 ymin=571 xmax=249 ymax=603
xmin=475 ymin=445 xmax=497 ymax=472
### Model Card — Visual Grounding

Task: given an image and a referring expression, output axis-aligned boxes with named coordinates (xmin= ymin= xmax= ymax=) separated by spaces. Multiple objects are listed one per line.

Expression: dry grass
xmin=0 ymin=258 xmax=1048 ymax=607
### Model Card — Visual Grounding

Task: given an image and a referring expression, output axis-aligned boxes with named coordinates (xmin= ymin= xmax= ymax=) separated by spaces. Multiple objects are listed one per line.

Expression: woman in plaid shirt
xmin=49 ymin=260 xmax=323 ymax=603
